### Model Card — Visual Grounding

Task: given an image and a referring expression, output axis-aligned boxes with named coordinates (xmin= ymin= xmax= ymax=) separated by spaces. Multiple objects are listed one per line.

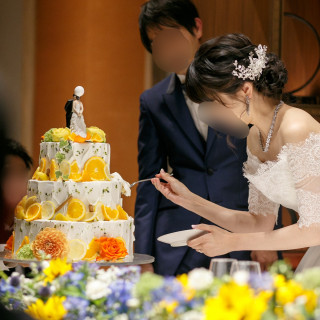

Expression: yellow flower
xmin=51 ymin=128 xmax=71 ymax=142
xmin=176 ymin=273 xmax=195 ymax=300
xmin=159 ymin=300 xmax=179 ymax=314
xmin=86 ymin=126 xmax=106 ymax=142
xmin=204 ymin=282 xmax=270 ymax=320
xmin=43 ymin=258 xmax=72 ymax=283
xmin=26 ymin=296 xmax=67 ymax=320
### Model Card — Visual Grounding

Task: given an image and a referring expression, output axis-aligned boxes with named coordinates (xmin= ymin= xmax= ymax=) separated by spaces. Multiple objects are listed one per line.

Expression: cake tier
xmin=39 ymin=141 xmax=110 ymax=173
xmin=27 ymin=180 xmax=122 ymax=211
xmin=14 ymin=218 xmax=135 ymax=261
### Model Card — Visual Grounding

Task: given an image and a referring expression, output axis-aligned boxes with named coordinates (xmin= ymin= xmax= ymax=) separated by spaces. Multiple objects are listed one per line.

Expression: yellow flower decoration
xmin=26 ymin=296 xmax=67 ymax=320
xmin=51 ymin=128 xmax=71 ymax=142
xmin=204 ymin=282 xmax=270 ymax=320
xmin=176 ymin=273 xmax=195 ymax=301
xmin=43 ymin=258 xmax=72 ymax=283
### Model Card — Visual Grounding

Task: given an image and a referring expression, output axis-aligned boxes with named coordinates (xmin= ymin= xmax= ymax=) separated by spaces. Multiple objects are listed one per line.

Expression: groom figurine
xmin=135 ymin=0 xmax=280 ymax=275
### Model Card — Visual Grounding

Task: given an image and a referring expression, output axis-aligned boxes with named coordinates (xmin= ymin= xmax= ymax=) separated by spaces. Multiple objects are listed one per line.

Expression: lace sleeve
xmin=286 ymin=133 xmax=320 ymax=228
xmin=248 ymin=182 xmax=280 ymax=218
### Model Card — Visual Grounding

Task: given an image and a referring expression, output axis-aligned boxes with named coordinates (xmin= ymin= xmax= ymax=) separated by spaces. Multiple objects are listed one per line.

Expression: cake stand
xmin=0 ymin=250 xmax=154 ymax=269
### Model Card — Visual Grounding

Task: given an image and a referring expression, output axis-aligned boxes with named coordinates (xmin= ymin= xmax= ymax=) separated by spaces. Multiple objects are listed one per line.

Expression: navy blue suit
xmin=134 ymin=74 xmax=251 ymax=276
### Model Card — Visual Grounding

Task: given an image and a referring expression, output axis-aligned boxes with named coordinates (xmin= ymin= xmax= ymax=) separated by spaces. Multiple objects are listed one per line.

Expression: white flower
xmin=96 ymin=267 xmax=118 ymax=285
xmin=188 ymin=268 xmax=213 ymax=290
xmin=180 ymin=310 xmax=204 ymax=320
xmin=22 ymin=294 xmax=37 ymax=306
xmin=126 ymin=298 xmax=140 ymax=308
xmin=232 ymin=270 xmax=250 ymax=285
xmin=86 ymin=279 xmax=111 ymax=300
xmin=114 ymin=315 xmax=129 ymax=320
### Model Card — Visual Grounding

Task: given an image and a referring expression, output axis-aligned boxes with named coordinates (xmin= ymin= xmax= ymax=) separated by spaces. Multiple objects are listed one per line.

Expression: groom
xmin=135 ymin=0 xmax=280 ymax=275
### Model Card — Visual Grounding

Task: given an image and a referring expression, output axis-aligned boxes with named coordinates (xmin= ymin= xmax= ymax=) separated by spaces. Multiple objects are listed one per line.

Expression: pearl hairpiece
xmin=232 ymin=45 xmax=268 ymax=81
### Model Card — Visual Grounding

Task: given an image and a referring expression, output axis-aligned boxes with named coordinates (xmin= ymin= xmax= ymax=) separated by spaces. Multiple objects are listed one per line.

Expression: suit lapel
xmin=205 ymin=127 xmax=218 ymax=157
xmin=163 ymin=74 xmax=205 ymax=155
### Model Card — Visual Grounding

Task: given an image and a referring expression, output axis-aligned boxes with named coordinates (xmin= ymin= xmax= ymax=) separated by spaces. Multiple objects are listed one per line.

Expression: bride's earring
xmin=245 ymin=96 xmax=250 ymax=115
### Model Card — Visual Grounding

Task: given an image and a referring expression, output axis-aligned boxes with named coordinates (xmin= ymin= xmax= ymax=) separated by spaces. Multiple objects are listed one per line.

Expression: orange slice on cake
xmin=25 ymin=203 xmax=42 ymax=221
xmin=69 ymin=161 xmax=82 ymax=181
xmin=83 ymin=238 xmax=100 ymax=261
xmin=103 ymin=206 xmax=119 ymax=221
xmin=116 ymin=205 xmax=129 ymax=220
xmin=16 ymin=236 xmax=30 ymax=254
xmin=66 ymin=199 xmax=86 ymax=221
xmin=49 ymin=159 xmax=59 ymax=181
xmin=25 ymin=196 xmax=38 ymax=210
xmin=82 ymin=157 xmax=107 ymax=181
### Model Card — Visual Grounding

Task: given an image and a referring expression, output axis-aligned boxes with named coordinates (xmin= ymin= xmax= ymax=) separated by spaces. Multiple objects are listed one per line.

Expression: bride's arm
xmin=188 ymin=223 xmax=320 ymax=257
xmin=152 ymin=170 xmax=276 ymax=233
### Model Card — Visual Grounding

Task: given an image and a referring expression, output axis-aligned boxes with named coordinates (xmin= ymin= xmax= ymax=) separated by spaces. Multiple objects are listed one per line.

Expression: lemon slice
xmin=67 ymin=239 xmax=88 ymax=261
xmin=25 ymin=196 xmax=38 ymax=210
xmin=25 ymin=203 xmax=42 ymax=221
xmin=94 ymin=202 xmax=105 ymax=221
xmin=66 ymin=199 xmax=86 ymax=221
xmin=83 ymin=211 xmax=98 ymax=222
xmin=41 ymin=201 xmax=56 ymax=220
xmin=116 ymin=205 xmax=129 ymax=220
xmin=40 ymin=157 xmax=47 ymax=173
xmin=32 ymin=167 xmax=40 ymax=179
xmin=55 ymin=213 xmax=67 ymax=221
xmin=60 ymin=160 xmax=71 ymax=178
xmin=15 ymin=205 xmax=26 ymax=219
xmin=33 ymin=171 xmax=50 ymax=181
xmin=17 ymin=195 xmax=28 ymax=209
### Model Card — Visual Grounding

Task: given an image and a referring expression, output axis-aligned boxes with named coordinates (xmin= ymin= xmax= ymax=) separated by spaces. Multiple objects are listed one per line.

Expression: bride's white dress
xmin=70 ymin=100 xmax=87 ymax=138
xmin=243 ymin=132 xmax=320 ymax=273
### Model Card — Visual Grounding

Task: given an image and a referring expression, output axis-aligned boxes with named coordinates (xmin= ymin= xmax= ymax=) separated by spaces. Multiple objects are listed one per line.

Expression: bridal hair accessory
xmin=232 ymin=45 xmax=268 ymax=81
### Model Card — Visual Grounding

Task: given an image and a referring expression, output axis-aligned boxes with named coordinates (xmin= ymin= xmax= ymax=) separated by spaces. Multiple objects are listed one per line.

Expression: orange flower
xmin=5 ymin=234 xmax=13 ymax=251
xmin=95 ymin=237 xmax=128 ymax=261
xmin=32 ymin=228 xmax=69 ymax=260
xmin=69 ymin=132 xmax=91 ymax=143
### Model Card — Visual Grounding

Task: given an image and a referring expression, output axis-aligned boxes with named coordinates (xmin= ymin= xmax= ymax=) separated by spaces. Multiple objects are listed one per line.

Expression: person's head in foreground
xmin=139 ymin=0 xmax=202 ymax=75
xmin=186 ymin=33 xmax=288 ymax=139
xmin=1 ymin=139 xmax=32 ymax=225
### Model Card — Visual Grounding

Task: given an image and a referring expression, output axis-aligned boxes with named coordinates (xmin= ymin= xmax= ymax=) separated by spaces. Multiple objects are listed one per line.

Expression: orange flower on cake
xmin=96 ymin=237 xmax=128 ymax=261
xmin=32 ymin=228 xmax=69 ymax=260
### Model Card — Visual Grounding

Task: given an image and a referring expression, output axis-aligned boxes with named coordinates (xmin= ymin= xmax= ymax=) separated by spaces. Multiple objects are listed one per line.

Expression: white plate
xmin=157 ymin=229 xmax=208 ymax=247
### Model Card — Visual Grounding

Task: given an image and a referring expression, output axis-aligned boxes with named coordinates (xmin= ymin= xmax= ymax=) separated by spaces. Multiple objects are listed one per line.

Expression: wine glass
xmin=235 ymin=261 xmax=261 ymax=275
xmin=209 ymin=258 xmax=238 ymax=278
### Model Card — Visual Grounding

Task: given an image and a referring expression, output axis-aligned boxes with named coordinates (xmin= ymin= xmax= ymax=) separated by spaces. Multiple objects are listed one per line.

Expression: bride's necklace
xmin=259 ymin=100 xmax=284 ymax=153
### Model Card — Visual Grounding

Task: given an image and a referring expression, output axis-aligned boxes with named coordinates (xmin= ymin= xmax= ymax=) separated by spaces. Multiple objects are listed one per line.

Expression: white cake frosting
xmin=27 ymin=180 xmax=123 ymax=211
xmin=14 ymin=218 xmax=135 ymax=261
xmin=39 ymin=141 xmax=111 ymax=172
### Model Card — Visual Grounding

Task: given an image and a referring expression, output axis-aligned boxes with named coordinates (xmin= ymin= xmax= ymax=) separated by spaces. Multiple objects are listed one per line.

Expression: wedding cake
xmin=10 ymin=86 xmax=134 ymax=262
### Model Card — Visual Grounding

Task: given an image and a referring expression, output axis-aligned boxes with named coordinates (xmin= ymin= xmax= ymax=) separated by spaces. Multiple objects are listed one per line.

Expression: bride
xmin=152 ymin=33 xmax=320 ymax=272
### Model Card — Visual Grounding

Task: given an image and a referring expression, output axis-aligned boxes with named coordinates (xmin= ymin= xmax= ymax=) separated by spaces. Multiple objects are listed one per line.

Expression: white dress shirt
xmin=177 ymin=74 xmax=208 ymax=141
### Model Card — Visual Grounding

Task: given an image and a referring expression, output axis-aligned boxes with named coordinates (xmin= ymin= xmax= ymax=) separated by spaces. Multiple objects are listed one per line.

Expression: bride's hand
xmin=151 ymin=169 xmax=193 ymax=207
xmin=187 ymin=224 xmax=236 ymax=257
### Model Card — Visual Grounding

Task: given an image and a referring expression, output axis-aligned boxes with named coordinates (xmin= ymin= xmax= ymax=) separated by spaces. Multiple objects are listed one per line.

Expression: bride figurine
xmin=67 ymin=86 xmax=87 ymax=138
xmin=152 ymin=33 xmax=320 ymax=273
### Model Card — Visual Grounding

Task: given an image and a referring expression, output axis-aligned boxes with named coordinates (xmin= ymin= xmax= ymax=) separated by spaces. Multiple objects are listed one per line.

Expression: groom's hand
xmin=251 ymin=250 xmax=278 ymax=271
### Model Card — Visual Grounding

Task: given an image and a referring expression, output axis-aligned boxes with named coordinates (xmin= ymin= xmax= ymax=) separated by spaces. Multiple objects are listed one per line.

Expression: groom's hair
xmin=139 ymin=0 xmax=200 ymax=53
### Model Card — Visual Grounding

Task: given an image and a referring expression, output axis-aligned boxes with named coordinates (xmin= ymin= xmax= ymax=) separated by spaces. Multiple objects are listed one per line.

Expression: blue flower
xmin=38 ymin=285 xmax=51 ymax=297
xmin=151 ymin=277 xmax=185 ymax=303
xmin=63 ymin=296 xmax=89 ymax=320
xmin=249 ymin=272 xmax=273 ymax=291
xmin=105 ymin=279 xmax=134 ymax=314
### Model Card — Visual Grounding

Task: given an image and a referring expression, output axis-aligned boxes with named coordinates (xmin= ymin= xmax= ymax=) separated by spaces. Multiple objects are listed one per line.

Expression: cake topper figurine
xmin=64 ymin=86 xmax=87 ymax=138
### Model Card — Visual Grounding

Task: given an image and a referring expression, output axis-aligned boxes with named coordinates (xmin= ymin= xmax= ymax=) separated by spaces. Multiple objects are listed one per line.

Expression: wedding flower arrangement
xmin=0 ymin=259 xmax=319 ymax=320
